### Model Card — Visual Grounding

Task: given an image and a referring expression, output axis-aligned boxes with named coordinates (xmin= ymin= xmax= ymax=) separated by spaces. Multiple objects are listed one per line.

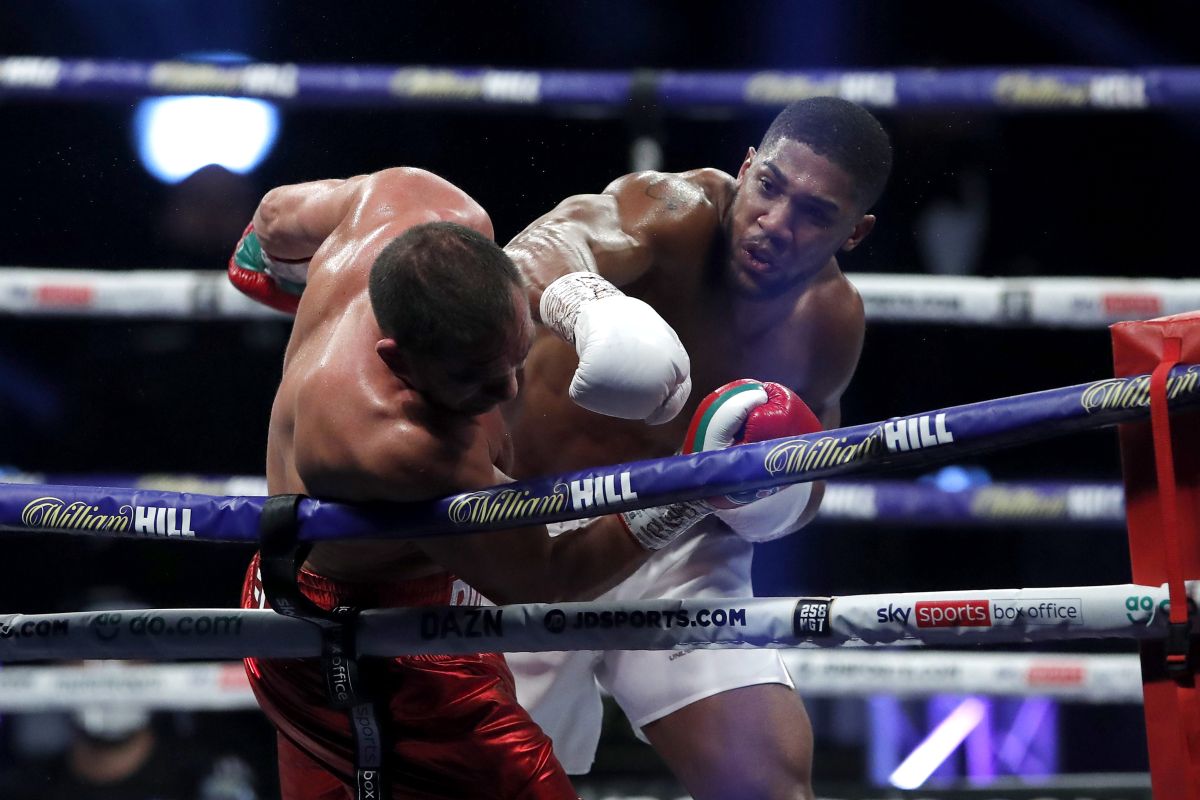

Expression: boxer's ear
xmin=376 ymin=338 xmax=408 ymax=376
xmin=841 ymin=214 xmax=875 ymax=252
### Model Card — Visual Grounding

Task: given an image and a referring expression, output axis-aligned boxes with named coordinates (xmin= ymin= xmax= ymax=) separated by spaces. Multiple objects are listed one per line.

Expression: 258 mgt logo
xmin=88 ymin=611 xmax=243 ymax=642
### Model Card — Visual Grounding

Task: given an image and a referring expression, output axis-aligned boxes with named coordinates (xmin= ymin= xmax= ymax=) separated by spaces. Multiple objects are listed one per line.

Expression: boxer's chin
xmin=727 ymin=254 xmax=795 ymax=300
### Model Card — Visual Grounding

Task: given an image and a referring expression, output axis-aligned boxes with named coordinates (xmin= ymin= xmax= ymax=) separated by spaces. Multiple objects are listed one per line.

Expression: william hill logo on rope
xmin=447 ymin=472 xmax=638 ymax=525
xmin=881 ymin=413 xmax=954 ymax=453
xmin=1080 ymin=367 xmax=1200 ymax=413
xmin=21 ymin=496 xmax=196 ymax=537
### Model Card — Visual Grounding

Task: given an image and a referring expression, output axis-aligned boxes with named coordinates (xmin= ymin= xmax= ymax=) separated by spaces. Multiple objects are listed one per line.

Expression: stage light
xmin=889 ymin=697 xmax=987 ymax=789
xmin=135 ymin=94 xmax=278 ymax=184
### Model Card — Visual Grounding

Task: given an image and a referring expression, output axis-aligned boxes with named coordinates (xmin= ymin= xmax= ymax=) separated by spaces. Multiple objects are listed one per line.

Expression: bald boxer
xmin=501 ymin=97 xmax=892 ymax=800
xmin=228 ymin=167 xmax=791 ymax=799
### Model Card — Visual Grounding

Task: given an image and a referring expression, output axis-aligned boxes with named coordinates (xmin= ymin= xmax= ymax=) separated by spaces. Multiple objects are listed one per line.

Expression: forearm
xmin=506 ymin=194 xmax=651 ymax=320
xmin=253 ymin=176 xmax=368 ymax=260
xmin=506 ymin=216 xmax=603 ymax=321
xmin=541 ymin=516 xmax=649 ymax=601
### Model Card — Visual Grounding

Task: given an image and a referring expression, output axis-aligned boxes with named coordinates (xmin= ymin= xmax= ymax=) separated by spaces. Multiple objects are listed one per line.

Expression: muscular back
xmin=265 ymin=169 xmax=500 ymax=580
xmin=506 ymin=168 xmax=864 ymax=477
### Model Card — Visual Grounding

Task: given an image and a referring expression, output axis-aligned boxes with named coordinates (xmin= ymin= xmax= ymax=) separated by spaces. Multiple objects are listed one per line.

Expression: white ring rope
xmin=0 ymin=662 xmax=255 ymax=711
xmin=779 ymin=650 xmax=1141 ymax=703
xmin=0 ymin=651 xmax=1141 ymax=712
xmin=0 ymin=582 xmax=1190 ymax=663
xmin=2 ymin=267 xmax=1198 ymax=327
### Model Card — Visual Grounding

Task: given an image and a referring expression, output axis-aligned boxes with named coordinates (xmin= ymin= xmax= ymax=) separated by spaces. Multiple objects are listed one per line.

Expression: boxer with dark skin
xmin=231 ymin=166 xmax=793 ymax=799
xmin=502 ymin=98 xmax=892 ymax=800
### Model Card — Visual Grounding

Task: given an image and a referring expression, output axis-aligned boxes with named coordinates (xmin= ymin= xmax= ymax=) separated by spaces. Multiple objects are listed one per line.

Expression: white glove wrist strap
xmin=620 ymin=500 xmax=713 ymax=551
xmin=539 ymin=272 xmax=623 ymax=344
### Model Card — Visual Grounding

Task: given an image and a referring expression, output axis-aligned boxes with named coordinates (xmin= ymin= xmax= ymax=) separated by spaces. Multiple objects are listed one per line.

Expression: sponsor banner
xmin=345 ymin=363 xmax=1197 ymax=541
xmin=793 ymin=599 xmax=832 ymax=637
xmin=7 ymin=474 xmax=1125 ymax=529
xmin=848 ymin=274 xmax=1200 ymax=327
xmin=1 ymin=366 xmax=1196 ymax=543
xmin=0 ymin=653 xmax=1141 ymax=710
xmin=0 ymin=609 xmax=319 ymax=662
xmin=5 ymin=268 xmax=1199 ymax=326
xmin=820 ymin=480 xmax=1125 ymax=526
xmin=836 ymin=583 xmax=1184 ymax=646
xmin=395 ymin=598 xmax=796 ymax=655
xmin=0 ymin=663 xmax=255 ymax=711
xmin=915 ymin=599 xmax=991 ymax=628
xmin=0 ymin=269 xmax=235 ymax=318
xmin=0 ymin=484 xmax=267 ymax=541
xmin=0 ymin=60 xmax=1196 ymax=111
xmin=0 ymin=585 xmax=1190 ymax=662
xmin=781 ymin=651 xmax=1141 ymax=702
xmin=0 ymin=58 xmax=630 ymax=108
xmin=663 ymin=68 xmax=1185 ymax=111
xmin=0 ymin=57 xmax=63 ymax=89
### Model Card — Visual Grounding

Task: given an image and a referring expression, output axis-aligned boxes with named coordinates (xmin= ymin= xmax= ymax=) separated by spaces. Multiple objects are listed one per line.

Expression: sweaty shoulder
xmin=352 ymin=167 xmax=494 ymax=240
xmin=604 ymin=168 xmax=731 ymax=217
xmin=811 ymin=266 xmax=864 ymax=329
xmin=602 ymin=168 xmax=731 ymax=255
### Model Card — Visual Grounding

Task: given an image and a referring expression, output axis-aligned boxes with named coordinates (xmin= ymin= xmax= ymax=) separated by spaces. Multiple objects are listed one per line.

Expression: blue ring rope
xmin=0 ymin=59 xmax=1188 ymax=111
xmin=0 ymin=472 xmax=1129 ymax=528
xmin=1 ymin=365 xmax=1194 ymax=542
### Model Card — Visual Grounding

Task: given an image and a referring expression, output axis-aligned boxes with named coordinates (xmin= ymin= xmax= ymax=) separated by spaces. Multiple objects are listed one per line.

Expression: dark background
xmin=1 ymin=0 xmax=1194 ymax=792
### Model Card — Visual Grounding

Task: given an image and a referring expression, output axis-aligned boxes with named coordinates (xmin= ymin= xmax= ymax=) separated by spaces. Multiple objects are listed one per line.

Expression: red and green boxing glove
xmin=620 ymin=379 xmax=822 ymax=549
xmin=227 ymin=223 xmax=309 ymax=315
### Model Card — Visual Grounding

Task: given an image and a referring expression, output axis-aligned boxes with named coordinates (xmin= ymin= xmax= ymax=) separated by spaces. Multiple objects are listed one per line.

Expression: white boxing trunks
xmin=492 ymin=517 xmax=795 ymax=775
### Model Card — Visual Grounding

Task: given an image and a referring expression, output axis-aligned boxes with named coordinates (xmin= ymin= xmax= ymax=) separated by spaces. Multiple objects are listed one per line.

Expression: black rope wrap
xmin=259 ymin=494 xmax=386 ymax=799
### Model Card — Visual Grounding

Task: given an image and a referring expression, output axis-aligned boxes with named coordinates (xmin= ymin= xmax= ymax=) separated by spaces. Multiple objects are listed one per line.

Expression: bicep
xmin=506 ymin=172 xmax=705 ymax=299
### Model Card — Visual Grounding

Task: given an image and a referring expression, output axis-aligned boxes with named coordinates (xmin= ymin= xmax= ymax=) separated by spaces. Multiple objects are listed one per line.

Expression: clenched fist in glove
xmin=540 ymin=271 xmax=691 ymax=425
xmin=228 ymin=223 xmax=310 ymax=314
xmin=620 ymin=379 xmax=822 ymax=550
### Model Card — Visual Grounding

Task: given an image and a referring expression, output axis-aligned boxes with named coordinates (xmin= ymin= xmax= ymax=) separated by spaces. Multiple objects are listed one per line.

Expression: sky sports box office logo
xmin=876 ymin=599 xmax=1083 ymax=628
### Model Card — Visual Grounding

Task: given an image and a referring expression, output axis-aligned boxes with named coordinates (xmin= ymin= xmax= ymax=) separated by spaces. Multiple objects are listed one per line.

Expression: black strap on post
xmin=259 ymin=494 xmax=386 ymax=800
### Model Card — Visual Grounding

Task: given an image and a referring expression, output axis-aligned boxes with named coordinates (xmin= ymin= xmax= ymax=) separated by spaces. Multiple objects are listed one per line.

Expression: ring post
xmin=1112 ymin=310 xmax=1200 ymax=799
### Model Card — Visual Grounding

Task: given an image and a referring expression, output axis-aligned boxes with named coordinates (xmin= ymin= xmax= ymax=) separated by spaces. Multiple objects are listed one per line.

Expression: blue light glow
xmin=925 ymin=464 xmax=992 ymax=493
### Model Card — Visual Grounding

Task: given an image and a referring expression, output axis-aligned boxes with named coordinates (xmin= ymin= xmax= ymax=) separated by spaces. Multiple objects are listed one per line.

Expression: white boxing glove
xmin=540 ymin=271 xmax=691 ymax=425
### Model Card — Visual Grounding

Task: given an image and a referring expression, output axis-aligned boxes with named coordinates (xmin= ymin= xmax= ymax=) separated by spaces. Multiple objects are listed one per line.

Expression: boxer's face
xmin=726 ymin=138 xmax=872 ymax=298
xmin=406 ymin=288 xmax=534 ymax=416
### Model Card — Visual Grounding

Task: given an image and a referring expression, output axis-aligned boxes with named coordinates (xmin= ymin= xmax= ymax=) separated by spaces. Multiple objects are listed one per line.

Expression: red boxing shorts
xmin=241 ymin=553 xmax=577 ymax=800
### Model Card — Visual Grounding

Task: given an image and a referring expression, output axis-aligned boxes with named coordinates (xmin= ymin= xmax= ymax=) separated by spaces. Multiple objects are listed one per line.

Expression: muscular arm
xmin=505 ymin=170 xmax=723 ymax=319
xmin=419 ymin=495 xmax=648 ymax=606
xmin=253 ymin=167 xmax=493 ymax=262
xmin=252 ymin=176 xmax=370 ymax=261
xmin=356 ymin=419 xmax=648 ymax=605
